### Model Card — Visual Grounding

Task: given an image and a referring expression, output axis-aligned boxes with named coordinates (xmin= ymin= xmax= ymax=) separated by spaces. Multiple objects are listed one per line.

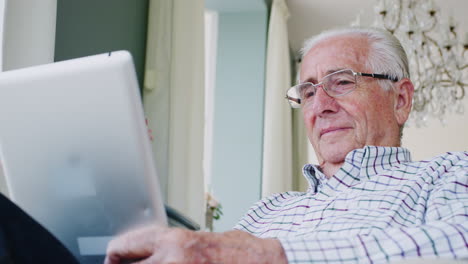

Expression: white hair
xmin=299 ymin=27 xmax=410 ymax=90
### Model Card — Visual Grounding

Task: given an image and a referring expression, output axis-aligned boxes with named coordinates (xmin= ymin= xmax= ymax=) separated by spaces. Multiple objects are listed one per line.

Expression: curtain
xmin=143 ymin=0 xmax=205 ymax=227
xmin=291 ymin=60 xmax=314 ymax=192
xmin=0 ymin=0 xmax=57 ymax=196
xmin=261 ymin=0 xmax=293 ymax=196
xmin=262 ymin=0 xmax=311 ymax=196
xmin=3 ymin=0 xmax=56 ymax=71
xmin=292 ymin=90 xmax=312 ymax=191
xmin=0 ymin=0 xmax=6 ymax=195
xmin=143 ymin=0 xmax=173 ymax=210
xmin=0 ymin=0 xmax=6 ymax=71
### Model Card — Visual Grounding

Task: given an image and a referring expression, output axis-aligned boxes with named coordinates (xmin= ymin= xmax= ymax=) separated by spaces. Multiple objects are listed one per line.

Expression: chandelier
xmin=373 ymin=0 xmax=468 ymax=126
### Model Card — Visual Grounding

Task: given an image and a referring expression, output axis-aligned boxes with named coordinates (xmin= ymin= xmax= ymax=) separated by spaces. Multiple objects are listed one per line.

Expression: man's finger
xmin=105 ymin=226 xmax=166 ymax=263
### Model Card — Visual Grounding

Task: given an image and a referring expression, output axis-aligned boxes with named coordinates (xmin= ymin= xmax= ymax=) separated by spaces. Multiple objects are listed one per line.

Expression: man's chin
xmin=318 ymin=143 xmax=359 ymax=164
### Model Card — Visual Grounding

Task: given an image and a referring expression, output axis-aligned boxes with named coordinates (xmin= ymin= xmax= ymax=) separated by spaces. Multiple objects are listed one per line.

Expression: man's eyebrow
xmin=325 ymin=68 xmax=346 ymax=75
xmin=302 ymin=76 xmax=317 ymax=84
xmin=301 ymin=68 xmax=347 ymax=84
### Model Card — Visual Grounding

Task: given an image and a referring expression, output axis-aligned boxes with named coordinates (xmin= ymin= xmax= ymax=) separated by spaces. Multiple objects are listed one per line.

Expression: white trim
xmin=203 ymin=9 xmax=218 ymax=194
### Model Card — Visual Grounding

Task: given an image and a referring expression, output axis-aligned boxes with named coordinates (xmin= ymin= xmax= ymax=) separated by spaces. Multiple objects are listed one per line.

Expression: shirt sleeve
xmin=277 ymin=165 xmax=468 ymax=263
xmin=233 ymin=192 xmax=298 ymax=232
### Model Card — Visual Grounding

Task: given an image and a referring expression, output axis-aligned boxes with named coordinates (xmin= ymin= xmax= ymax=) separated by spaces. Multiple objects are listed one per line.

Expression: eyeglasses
xmin=285 ymin=69 xmax=398 ymax=108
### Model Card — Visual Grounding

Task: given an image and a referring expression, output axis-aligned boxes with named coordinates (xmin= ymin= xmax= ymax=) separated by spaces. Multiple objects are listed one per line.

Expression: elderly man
xmin=105 ymin=27 xmax=468 ymax=264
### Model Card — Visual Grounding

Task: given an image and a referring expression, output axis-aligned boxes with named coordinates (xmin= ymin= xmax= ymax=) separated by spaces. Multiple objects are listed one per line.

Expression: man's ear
xmin=394 ymin=78 xmax=414 ymax=126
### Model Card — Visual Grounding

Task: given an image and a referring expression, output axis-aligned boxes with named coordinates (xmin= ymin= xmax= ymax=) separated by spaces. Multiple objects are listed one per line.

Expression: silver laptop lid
xmin=0 ymin=51 xmax=167 ymax=262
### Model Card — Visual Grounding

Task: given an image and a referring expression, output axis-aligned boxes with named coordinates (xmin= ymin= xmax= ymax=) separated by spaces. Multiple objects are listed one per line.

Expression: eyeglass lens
xmin=290 ymin=69 xmax=357 ymax=107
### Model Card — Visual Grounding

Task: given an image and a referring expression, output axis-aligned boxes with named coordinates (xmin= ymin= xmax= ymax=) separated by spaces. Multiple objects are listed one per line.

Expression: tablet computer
xmin=0 ymin=51 xmax=167 ymax=263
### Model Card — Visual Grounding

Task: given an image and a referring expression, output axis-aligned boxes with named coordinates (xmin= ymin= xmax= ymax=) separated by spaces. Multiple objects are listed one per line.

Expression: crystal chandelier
xmin=373 ymin=0 xmax=468 ymax=126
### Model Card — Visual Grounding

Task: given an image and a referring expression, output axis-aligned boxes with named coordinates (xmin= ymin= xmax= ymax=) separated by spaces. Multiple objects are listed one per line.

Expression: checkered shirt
xmin=234 ymin=146 xmax=468 ymax=263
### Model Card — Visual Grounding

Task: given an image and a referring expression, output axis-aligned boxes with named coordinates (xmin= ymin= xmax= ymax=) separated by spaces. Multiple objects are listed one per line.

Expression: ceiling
xmin=286 ymin=0 xmax=468 ymax=57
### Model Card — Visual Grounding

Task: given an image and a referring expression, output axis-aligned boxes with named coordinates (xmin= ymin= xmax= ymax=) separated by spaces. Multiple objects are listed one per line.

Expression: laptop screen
xmin=0 ymin=51 xmax=167 ymax=263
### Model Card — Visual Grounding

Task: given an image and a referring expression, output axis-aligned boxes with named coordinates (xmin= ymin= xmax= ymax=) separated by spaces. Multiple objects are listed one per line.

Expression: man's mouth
xmin=320 ymin=127 xmax=352 ymax=137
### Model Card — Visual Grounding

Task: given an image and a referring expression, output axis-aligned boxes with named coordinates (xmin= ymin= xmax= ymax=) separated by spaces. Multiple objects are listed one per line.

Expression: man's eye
xmin=304 ymin=91 xmax=315 ymax=98
xmin=299 ymin=85 xmax=315 ymax=99
xmin=337 ymin=80 xmax=353 ymax=85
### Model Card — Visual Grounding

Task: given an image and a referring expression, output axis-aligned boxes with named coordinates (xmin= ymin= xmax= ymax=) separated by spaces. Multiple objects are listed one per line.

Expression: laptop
xmin=0 ymin=51 xmax=167 ymax=263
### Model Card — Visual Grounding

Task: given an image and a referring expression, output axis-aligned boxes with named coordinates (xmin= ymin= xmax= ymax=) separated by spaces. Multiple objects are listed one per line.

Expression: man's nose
xmin=310 ymin=85 xmax=339 ymax=116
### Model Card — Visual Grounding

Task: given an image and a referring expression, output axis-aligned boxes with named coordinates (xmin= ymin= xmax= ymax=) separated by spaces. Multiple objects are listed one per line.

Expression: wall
xmin=400 ymin=0 xmax=468 ymax=160
xmin=403 ymin=97 xmax=468 ymax=160
xmin=54 ymin=0 xmax=149 ymax=88
xmin=207 ymin=7 xmax=268 ymax=231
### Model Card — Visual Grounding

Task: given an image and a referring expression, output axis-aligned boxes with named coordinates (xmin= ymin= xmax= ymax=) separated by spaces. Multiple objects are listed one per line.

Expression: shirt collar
xmin=303 ymin=146 xmax=412 ymax=193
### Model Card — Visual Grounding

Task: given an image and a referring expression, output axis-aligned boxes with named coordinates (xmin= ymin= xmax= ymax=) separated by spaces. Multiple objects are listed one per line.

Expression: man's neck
xmin=320 ymin=162 xmax=344 ymax=179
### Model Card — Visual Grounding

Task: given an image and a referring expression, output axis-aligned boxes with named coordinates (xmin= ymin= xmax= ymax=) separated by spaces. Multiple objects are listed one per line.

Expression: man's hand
xmin=105 ymin=225 xmax=288 ymax=264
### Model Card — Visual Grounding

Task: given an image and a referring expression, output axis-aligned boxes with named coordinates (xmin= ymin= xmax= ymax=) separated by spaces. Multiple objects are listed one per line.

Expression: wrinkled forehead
xmin=299 ymin=35 xmax=371 ymax=82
